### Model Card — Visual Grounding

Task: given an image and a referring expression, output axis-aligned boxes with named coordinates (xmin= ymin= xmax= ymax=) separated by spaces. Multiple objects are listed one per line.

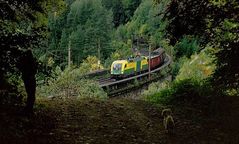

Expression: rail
xmin=99 ymin=54 xmax=172 ymax=87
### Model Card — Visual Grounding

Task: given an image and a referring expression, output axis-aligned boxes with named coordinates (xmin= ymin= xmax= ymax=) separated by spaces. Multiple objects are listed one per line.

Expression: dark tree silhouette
xmin=163 ymin=0 xmax=210 ymax=44
xmin=163 ymin=0 xmax=239 ymax=94
xmin=17 ymin=50 xmax=38 ymax=113
xmin=0 ymin=0 xmax=47 ymax=113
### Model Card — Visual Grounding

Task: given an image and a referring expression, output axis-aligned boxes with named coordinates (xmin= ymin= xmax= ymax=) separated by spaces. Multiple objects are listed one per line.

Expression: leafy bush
xmin=0 ymin=73 xmax=25 ymax=105
xmin=171 ymin=56 xmax=188 ymax=80
xmin=142 ymin=80 xmax=170 ymax=97
xmin=174 ymin=36 xmax=200 ymax=59
xmin=145 ymin=79 xmax=212 ymax=104
xmin=145 ymin=45 xmax=216 ymax=105
xmin=176 ymin=47 xmax=216 ymax=81
xmin=37 ymin=67 xmax=107 ymax=99
xmin=79 ymin=56 xmax=104 ymax=74
xmin=36 ymin=55 xmax=57 ymax=86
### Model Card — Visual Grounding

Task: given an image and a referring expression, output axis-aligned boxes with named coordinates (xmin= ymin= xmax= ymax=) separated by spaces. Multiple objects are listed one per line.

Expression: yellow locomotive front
xmin=111 ymin=60 xmax=126 ymax=75
xmin=110 ymin=56 xmax=148 ymax=79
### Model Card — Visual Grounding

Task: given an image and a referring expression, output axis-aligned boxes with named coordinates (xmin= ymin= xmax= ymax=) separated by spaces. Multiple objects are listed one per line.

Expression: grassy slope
xmin=1 ymin=97 xmax=239 ymax=144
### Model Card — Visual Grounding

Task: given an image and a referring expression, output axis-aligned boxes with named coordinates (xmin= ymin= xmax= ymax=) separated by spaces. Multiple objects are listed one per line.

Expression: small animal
xmin=161 ymin=108 xmax=172 ymax=117
xmin=161 ymin=108 xmax=175 ymax=134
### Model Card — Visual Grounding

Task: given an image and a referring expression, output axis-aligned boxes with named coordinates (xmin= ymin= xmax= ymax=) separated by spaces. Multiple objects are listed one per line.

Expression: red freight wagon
xmin=149 ymin=48 xmax=165 ymax=70
xmin=150 ymin=55 xmax=161 ymax=69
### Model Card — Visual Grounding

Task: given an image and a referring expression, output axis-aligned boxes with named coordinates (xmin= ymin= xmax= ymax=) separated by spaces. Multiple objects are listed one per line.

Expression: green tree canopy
xmin=47 ymin=0 xmax=114 ymax=66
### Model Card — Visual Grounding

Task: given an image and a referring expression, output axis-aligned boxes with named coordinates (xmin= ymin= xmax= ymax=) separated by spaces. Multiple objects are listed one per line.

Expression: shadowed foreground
xmin=1 ymin=97 xmax=239 ymax=144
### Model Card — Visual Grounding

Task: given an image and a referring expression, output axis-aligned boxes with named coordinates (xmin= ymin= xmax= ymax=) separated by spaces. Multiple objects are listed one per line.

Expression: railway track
xmin=97 ymin=54 xmax=172 ymax=96
xmin=98 ymin=77 xmax=116 ymax=85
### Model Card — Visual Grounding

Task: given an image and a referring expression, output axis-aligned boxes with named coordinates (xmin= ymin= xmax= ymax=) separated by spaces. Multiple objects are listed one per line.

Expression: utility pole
xmin=148 ymin=44 xmax=151 ymax=80
xmin=68 ymin=40 xmax=71 ymax=68
xmin=137 ymin=35 xmax=139 ymax=53
xmin=131 ymin=35 xmax=133 ymax=52
xmin=98 ymin=38 xmax=101 ymax=70
xmin=54 ymin=11 xmax=57 ymax=50
xmin=67 ymin=40 xmax=71 ymax=98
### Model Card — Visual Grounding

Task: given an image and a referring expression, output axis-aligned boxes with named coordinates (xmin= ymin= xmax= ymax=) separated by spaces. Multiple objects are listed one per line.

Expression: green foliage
xmin=79 ymin=56 xmax=104 ymax=74
xmin=163 ymin=0 xmax=210 ymax=44
xmin=36 ymin=55 xmax=58 ymax=87
xmin=145 ymin=79 xmax=212 ymax=104
xmin=104 ymin=40 xmax=132 ymax=68
xmin=114 ymin=25 xmax=129 ymax=42
xmin=0 ymin=0 xmax=48 ymax=84
xmin=2 ymin=0 xmax=238 ymax=106
xmin=108 ymin=0 xmax=171 ymax=63
xmin=126 ymin=0 xmax=168 ymax=38
xmin=162 ymin=0 xmax=239 ymax=95
xmin=0 ymin=0 xmax=64 ymax=109
xmin=142 ymin=81 xmax=170 ymax=98
xmin=0 ymin=73 xmax=25 ymax=105
xmin=37 ymin=67 xmax=107 ymax=99
xmin=114 ymin=0 xmax=170 ymax=43
xmin=144 ymin=41 xmax=215 ymax=103
xmin=134 ymin=78 xmax=139 ymax=87
xmin=208 ymin=1 xmax=239 ymax=94
xmin=59 ymin=29 xmax=68 ymax=51
xmin=176 ymin=47 xmax=216 ymax=81
xmin=171 ymin=57 xmax=188 ymax=80
xmin=102 ymin=0 xmax=142 ymax=27
xmin=47 ymin=0 xmax=114 ymax=67
xmin=174 ymin=36 xmax=200 ymax=59
xmin=171 ymin=79 xmax=212 ymax=102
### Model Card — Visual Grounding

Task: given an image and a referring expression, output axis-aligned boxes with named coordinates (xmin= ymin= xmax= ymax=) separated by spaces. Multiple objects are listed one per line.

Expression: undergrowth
xmin=37 ymin=67 xmax=107 ymax=100
xmin=145 ymin=79 xmax=213 ymax=105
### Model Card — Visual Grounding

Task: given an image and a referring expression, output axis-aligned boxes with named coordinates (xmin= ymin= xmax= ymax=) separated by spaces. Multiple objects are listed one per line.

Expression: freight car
xmin=111 ymin=48 xmax=166 ymax=79
xmin=149 ymin=48 xmax=166 ymax=69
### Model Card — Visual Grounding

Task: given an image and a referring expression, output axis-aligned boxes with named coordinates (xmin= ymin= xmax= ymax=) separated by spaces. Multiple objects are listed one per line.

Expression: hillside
xmin=1 ymin=96 xmax=239 ymax=144
xmin=0 ymin=0 xmax=238 ymax=143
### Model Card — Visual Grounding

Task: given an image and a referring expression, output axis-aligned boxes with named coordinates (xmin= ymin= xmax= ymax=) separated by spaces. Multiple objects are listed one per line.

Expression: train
xmin=111 ymin=48 xmax=166 ymax=79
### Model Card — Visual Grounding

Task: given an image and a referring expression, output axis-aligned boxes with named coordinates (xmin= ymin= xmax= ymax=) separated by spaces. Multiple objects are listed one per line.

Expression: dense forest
xmin=0 ymin=0 xmax=239 ymax=143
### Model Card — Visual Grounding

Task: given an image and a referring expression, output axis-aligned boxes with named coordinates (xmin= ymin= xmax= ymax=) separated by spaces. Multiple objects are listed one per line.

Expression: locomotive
xmin=111 ymin=48 xmax=166 ymax=79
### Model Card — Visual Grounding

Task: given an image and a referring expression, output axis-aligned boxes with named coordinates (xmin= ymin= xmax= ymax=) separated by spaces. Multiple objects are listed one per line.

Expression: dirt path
xmin=1 ymin=97 xmax=239 ymax=144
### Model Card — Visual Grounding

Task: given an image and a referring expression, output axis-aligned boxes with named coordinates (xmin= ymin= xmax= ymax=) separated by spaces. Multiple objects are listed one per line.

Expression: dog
xmin=161 ymin=108 xmax=175 ymax=134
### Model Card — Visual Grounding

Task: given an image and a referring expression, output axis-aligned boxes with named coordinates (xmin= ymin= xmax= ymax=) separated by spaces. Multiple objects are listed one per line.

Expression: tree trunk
xmin=17 ymin=50 xmax=37 ymax=114
xmin=22 ymin=74 xmax=36 ymax=113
